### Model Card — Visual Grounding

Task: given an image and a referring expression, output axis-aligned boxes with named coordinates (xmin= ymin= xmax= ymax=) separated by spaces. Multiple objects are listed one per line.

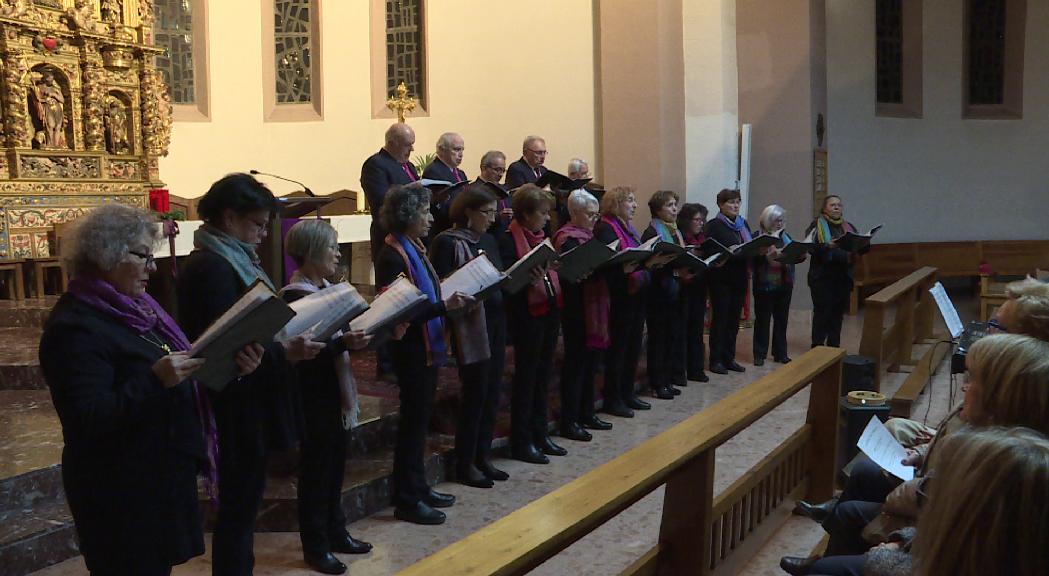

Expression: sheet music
xmin=929 ymin=281 xmax=965 ymax=339
xmin=607 ymin=239 xmax=620 ymax=250
xmin=281 ymin=282 xmax=368 ymax=341
xmin=505 ymin=238 xmax=555 ymax=277
xmin=440 ymin=253 xmax=504 ymax=301
xmin=857 ymin=416 xmax=915 ymax=481
xmin=190 ymin=281 xmax=274 ymax=356
xmin=349 ymin=277 xmax=426 ymax=334
xmin=638 ymin=236 xmax=659 ymax=251
xmin=418 ymin=178 xmax=452 ymax=188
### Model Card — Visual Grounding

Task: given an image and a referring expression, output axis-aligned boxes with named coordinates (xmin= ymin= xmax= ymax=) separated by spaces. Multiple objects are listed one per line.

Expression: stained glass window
xmin=967 ymin=0 xmax=1007 ymax=105
xmin=876 ymin=0 xmax=903 ymax=104
xmin=275 ymin=0 xmax=313 ymax=104
xmin=386 ymin=0 xmax=425 ymax=108
xmin=153 ymin=0 xmax=195 ymax=104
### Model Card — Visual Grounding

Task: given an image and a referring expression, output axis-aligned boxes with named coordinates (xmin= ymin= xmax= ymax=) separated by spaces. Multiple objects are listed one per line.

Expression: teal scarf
xmin=193 ymin=224 xmax=275 ymax=291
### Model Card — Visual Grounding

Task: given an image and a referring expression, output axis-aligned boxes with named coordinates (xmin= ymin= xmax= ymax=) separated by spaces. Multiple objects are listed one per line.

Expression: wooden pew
xmin=857 ymin=267 xmax=948 ymax=416
xmin=398 ymin=347 xmax=845 ymax=576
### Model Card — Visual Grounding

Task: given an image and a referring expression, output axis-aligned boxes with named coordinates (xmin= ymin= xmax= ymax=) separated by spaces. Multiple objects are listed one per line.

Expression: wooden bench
xmin=850 ymin=239 xmax=1049 ymax=314
xmin=0 ymin=259 xmax=25 ymax=300
xmin=857 ymin=267 xmax=948 ymax=416
xmin=398 ymin=347 xmax=845 ymax=576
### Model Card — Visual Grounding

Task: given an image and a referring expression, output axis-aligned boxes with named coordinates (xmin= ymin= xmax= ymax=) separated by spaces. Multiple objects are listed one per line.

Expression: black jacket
xmin=704 ymin=216 xmax=752 ymax=288
xmin=374 ymin=243 xmax=447 ymax=367
xmin=805 ymin=219 xmax=867 ymax=287
xmin=360 ymin=148 xmax=419 ymax=211
xmin=40 ymin=294 xmax=205 ymax=572
xmin=505 ymin=157 xmax=546 ymax=189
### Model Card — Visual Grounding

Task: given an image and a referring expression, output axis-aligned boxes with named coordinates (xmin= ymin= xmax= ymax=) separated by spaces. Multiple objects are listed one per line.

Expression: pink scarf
xmin=509 ymin=219 xmax=562 ymax=316
xmin=601 ymin=215 xmax=648 ymax=294
xmin=552 ymin=224 xmax=610 ymax=350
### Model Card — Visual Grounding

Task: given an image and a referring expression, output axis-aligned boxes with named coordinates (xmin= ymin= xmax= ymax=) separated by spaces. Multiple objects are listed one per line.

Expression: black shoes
xmin=305 ymin=552 xmax=346 ymax=575
xmin=476 ymin=458 xmax=509 ymax=481
xmin=537 ymin=435 xmax=568 ymax=456
xmin=625 ymin=396 xmax=651 ymax=410
xmin=394 ymin=501 xmax=446 ymax=525
xmin=602 ymin=403 xmax=634 ymax=418
xmin=689 ymin=372 xmax=710 ymax=382
xmin=726 ymin=361 xmax=746 ymax=373
xmin=512 ymin=444 xmax=550 ymax=464
xmin=424 ymin=489 xmax=456 ymax=508
xmin=561 ymin=423 xmax=593 ymax=442
xmin=754 ymin=357 xmax=765 ymax=366
xmin=779 ymin=555 xmax=819 ymax=576
xmin=776 ymin=356 xmax=793 ymax=364
xmin=458 ymin=465 xmax=494 ymax=489
xmin=653 ymin=386 xmax=675 ymax=400
xmin=793 ymin=497 xmax=837 ymax=523
xmin=581 ymin=415 xmax=613 ymax=430
xmin=669 ymin=385 xmax=682 ymax=395
xmin=329 ymin=532 xmax=372 ymax=554
xmin=710 ymin=363 xmax=728 ymax=375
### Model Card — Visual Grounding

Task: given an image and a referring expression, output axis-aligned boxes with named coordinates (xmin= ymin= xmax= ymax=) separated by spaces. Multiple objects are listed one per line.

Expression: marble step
xmin=0 ymin=498 xmax=78 ymax=576
xmin=0 ymin=299 xmax=57 ymax=329
xmin=0 ymin=328 xmax=44 ymax=390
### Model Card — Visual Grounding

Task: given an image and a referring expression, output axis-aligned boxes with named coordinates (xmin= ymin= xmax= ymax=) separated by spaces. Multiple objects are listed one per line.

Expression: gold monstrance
xmin=386 ymin=81 xmax=416 ymax=123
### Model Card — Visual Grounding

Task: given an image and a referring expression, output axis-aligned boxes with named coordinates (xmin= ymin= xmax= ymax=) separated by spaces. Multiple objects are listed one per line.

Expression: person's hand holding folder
xmin=152 ymin=353 xmax=207 ymax=389
xmin=342 ymin=330 xmax=373 ymax=350
xmin=235 ymin=343 xmax=266 ymax=376
xmin=282 ymin=329 xmax=326 ymax=364
xmin=445 ymin=291 xmax=476 ymax=312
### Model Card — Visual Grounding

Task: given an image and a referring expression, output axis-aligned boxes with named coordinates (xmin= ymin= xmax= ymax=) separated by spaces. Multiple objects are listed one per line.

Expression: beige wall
xmin=160 ymin=0 xmax=597 ymax=199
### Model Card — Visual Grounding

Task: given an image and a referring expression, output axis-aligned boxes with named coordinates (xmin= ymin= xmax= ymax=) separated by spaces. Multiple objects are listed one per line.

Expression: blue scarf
xmin=651 ymin=219 xmax=680 ymax=244
xmin=193 ymin=224 xmax=275 ymax=291
xmin=716 ymin=212 xmax=753 ymax=243
xmin=396 ymin=233 xmax=446 ymax=367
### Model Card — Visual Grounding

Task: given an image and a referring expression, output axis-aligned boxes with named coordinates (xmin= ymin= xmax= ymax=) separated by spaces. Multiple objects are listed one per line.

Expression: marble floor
xmin=30 ymin=299 xmax=968 ymax=576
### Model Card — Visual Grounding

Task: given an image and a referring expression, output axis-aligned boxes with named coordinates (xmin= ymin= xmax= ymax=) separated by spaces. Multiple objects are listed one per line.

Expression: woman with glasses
xmin=806 ymin=195 xmax=865 ymax=348
xmin=677 ymin=203 xmax=711 ymax=383
xmin=430 ymin=183 xmax=511 ymax=488
xmin=752 ymin=204 xmax=800 ymax=366
xmin=552 ymin=189 xmax=613 ymax=442
xmin=177 ymin=173 xmax=325 ymax=575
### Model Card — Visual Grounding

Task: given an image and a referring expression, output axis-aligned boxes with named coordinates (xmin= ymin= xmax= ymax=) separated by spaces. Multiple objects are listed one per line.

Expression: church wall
xmin=826 ymin=0 xmax=1049 ymax=242
xmin=159 ymin=0 xmax=597 ymax=199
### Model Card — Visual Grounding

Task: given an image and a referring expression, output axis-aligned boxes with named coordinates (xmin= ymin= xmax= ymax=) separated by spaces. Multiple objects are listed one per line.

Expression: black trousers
xmin=603 ymin=291 xmax=645 ymax=408
xmin=840 ymin=455 xmax=899 ymax=503
xmin=753 ymin=287 xmax=792 ymax=361
xmin=297 ymin=394 xmax=349 ymax=555
xmin=824 ymin=500 xmax=882 ymax=556
xmin=811 ymin=277 xmax=851 ymax=348
xmin=647 ymin=293 xmax=687 ymax=389
xmin=708 ymin=281 xmax=746 ymax=366
xmin=560 ymin=309 xmax=598 ymax=426
xmin=511 ymin=309 xmax=560 ymax=448
xmin=212 ymin=420 xmax=270 ymax=576
xmin=391 ymin=360 xmax=438 ymax=507
xmin=808 ymin=554 xmax=866 ymax=576
xmin=684 ymin=283 xmax=708 ymax=378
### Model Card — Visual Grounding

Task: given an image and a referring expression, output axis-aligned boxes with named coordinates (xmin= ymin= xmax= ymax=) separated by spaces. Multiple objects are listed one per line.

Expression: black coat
xmin=593 ymin=219 xmax=649 ymax=300
xmin=177 ymin=249 xmax=299 ymax=453
xmin=805 ymin=219 xmax=866 ymax=287
xmin=505 ymin=157 xmax=546 ymax=189
xmin=39 ymin=295 xmax=205 ymax=572
xmin=421 ymin=157 xmax=467 ymax=184
xmin=429 ymin=230 xmax=504 ymax=318
xmin=374 ymin=243 xmax=447 ymax=366
xmin=641 ymin=224 xmax=682 ymax=300
xmin=704 ymin=216 xmax=752 ymax=288
xmin=360 ymin=148 xmax=419 ymax=211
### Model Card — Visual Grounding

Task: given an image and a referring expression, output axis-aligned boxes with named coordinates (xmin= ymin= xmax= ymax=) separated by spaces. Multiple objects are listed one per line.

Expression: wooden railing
xmin=397 ymin=347 xmax=845 ymax=576
xmin=858 ymin=267 xmax=948 ymax=416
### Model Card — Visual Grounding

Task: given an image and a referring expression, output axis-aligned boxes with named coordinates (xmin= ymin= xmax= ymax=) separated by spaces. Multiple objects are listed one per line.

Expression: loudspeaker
xmin=842 ymin=355 xmax=876 ymax=395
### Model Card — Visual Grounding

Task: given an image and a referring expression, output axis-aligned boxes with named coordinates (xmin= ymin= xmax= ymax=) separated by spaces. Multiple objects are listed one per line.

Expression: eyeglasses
xmin=483 ymin=165 xmax=506 ymax=175
xmin=987 ymin=318 xmax=1008 ymax=333
xmin=526 ymin=149 xmax=548 ymax=156
xmin=128 ymin=250 xmax=156 ymax=266
xmin=477 ymin=208 xmax=498 ymax=215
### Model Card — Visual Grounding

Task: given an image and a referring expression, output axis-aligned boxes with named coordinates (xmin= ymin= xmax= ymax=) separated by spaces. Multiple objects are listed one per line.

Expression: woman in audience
xmin=677 ymin=203 xmax=711 ymax=382
xmin=992 ymin=276 xmax=1049 ymax=340
xmin=375 ymin=183 xmax=474 ymax=525
xmin=177 ymin=173 xmax=324 ymax=576
xmin=641 ymin=190 xmax=689 ymax=399
xmin=552 ymin=189 xmax=613 ymax=442
xmin=430 ymin=184 xmax=510 ymax=487
xmin=281 ymin=220 xmax=373 ymax=575
xmin=806 ymin=195 xmax=863 ymax=348
xmin=752 ymin=204 xmax=799 ymax=366
xmin=912 ymin=426 xmax=1049 ymax=576
xmin=704 ymin=188 xmax=752 ymax=374
xmin=781 ymin=333 xmax=1049 ymax=575
xmin=40 ymin=205 xmax=217 ymax=575
xmin=593 ymin=186 xmax=652 ymax=417
xmin=498 ymin=184 xmax=566 ymax=464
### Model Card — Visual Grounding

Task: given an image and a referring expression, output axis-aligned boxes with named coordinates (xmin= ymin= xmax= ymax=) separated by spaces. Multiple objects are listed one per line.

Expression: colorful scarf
xmin=509 ymin=219 xmax=563 ymax=317
xmin=601 ymin=215 xmax=649 ymax=294
xmin=436 ymin=227 xmax=491 ymax=365
xmin=716 ymin=212 xmax=753 ymax=244
xmin=387 ymin=234 xmax=446 ymax=367
xmin=757 ymin=231 xmax=794 ymax=290
xmin=815 ymin=215 xmax=857 ymax=244
xmin=279 ymin=273 xmax=360 ymax=430
xmin=67 ymin=275 xmax=220 ymax=502
xmin=651 ymin=219 xmax=684 ymax=244
xmin=552 ymin=224 xmax=610 ymax=350
xmin=193 ymin=223 xmax=275 ymax=291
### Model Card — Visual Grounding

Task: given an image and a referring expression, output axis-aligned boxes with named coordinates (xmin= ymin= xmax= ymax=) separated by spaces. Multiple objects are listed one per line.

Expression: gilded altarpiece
xmin=0 ymin=0 xmax=171 ymax=258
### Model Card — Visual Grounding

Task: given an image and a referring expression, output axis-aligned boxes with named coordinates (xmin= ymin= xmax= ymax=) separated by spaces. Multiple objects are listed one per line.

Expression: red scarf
xmin=552 ymin=224 xmax=610 ymax=350
xmin=509 ymin=219 xmax=562 ymax=316
xmin=601 ymin=214 xmax=648 ymax=294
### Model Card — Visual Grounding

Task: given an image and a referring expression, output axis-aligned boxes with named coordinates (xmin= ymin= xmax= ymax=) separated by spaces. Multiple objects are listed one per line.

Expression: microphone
xmin=249 ymin=169 xmax=315 ymax=197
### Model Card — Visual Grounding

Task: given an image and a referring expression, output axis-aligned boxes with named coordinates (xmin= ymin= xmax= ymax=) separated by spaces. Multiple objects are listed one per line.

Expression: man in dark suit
xmin=423 ymin=132 xmax=468 ymax=237
xmin=360 ymin=122 xmax=416 ymax=384
xmin=505 ymin=135 xmax=548 ymax=189
xmin=361 ymin=122 xmax=418 ymax=262
xmin=472 ymin=150 xmax=511 ymax=235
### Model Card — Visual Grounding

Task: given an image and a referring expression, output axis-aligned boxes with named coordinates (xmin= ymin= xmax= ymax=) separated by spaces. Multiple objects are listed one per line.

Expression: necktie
xmin=534 ymin=168 xmax=541 ymax=180
xmin=401 ymin=163 xmax=416 ymax=182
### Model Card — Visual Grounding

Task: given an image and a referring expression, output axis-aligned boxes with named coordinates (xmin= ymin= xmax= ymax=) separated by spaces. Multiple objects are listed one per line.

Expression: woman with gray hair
xmin=752 ymin=204 xmax=801 ymax=366
xmin=375 ymin=183 xmax=473 ymax=525
xmin=39 ymin=204 xmax=229 ymax=575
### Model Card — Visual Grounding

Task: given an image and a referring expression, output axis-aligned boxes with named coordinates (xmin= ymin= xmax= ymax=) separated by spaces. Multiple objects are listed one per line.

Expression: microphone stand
xmin=249 ymin=169 xmax=316 ymax=197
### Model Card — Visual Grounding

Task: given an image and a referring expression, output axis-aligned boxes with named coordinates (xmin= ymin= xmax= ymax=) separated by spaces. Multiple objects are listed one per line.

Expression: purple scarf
xmin=716 ymin=212 xmax=753 ymax=244
xmin=67 ymin=276 xmax=220 ymax=502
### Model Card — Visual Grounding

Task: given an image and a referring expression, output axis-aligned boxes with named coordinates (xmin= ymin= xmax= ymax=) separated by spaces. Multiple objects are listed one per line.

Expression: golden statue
xmin=386 ymin=81 xmax=416 ymax=123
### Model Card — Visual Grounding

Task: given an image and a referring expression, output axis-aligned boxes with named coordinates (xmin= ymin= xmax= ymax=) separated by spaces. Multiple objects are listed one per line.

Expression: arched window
xmin=371 ymin=0 xmax=428 ymax=118
xmin=264 ymin=0 xmax=323 ymax=121
xmin=153 ymin=0 xmax=210 ymax=120
xmin=964 ymin=0 xmax=1025 ymax=118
